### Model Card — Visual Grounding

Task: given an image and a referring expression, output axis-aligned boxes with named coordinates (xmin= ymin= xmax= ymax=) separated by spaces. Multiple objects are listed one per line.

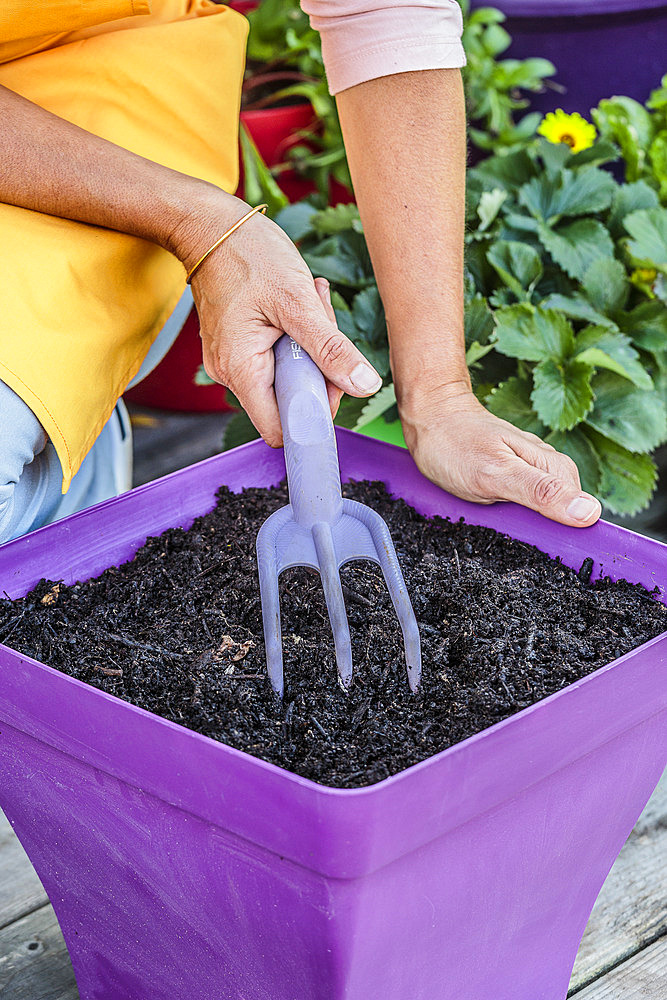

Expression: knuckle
xmin=472 ymin=461 xmax=505 ymax=494
xmin=203 ymin=354 xmax=229 ymax=387
xmin=266 ymin=430 xmax=284 ymax=449
xmin=275 ymin=283 xmax=312 ymax=321
xmin=529 ymin=474 xmax=568 ymax=507
xmin=317 ymin=332 xmax=348 ymax=368
xmin=560 ymin=454 xmax=580 ymax=478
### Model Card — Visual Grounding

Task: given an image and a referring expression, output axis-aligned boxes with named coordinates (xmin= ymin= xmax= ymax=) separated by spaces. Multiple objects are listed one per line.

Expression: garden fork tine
xmin=256 ymin=334 xmax=422 ymax=698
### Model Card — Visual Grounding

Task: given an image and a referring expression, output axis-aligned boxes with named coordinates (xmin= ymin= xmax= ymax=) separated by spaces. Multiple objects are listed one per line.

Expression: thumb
xmin=274 ymin=284 xmax=382 ymax=398
xmin=508 ymin=461 xmax=602 ymax=527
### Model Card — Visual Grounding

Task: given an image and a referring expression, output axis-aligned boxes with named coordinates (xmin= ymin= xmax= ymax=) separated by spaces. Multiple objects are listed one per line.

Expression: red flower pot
xmin=239 ymin=104 xmax=319 ymax=202
xmin=226 ymin=0 xmax=259 ymax=13
xmin=239 ymin=105 xmax=354 ymax=205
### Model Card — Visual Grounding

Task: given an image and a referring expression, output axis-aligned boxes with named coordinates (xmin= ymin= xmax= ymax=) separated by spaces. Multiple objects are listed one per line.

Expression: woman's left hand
xmin=401 ymin=389 xmax=602 ymax=528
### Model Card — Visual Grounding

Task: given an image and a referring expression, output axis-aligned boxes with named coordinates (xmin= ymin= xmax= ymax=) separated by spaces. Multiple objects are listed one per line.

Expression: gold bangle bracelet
xmin=185 ymin=204 xmax=268 ymax=284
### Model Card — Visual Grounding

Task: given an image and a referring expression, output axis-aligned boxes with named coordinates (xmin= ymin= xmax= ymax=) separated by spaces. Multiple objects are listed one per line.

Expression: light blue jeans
xmin=0 ymin=288 xmax=193 ymax=543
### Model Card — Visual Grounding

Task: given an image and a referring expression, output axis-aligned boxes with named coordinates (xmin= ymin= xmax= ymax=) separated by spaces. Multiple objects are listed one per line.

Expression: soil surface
xmin=1 ymin=481 xmax=665 ymax=788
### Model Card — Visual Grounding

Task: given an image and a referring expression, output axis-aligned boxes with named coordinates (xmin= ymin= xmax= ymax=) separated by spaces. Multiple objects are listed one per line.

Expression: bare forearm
xmin=336 ymin=69 xmax=468 ymax=415
xmin=0 ymin=84 xmax=241 ymax=270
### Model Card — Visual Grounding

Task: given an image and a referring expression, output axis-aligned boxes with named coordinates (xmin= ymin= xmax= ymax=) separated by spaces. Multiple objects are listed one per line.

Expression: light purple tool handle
xmin=274 ymin=334 xmax=343 ymax=528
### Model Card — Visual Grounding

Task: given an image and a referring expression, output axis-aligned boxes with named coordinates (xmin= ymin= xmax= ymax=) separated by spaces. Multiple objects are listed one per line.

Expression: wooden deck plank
xmin=0 ymin=904 xmax=78 ymax=1000
xmin=0 ymin=812 xmax=48 ymax=930
xmin=570 ymin=768 xmax=667 ymax=992
xmin=573 ymin=935 xmax=667 ymax=998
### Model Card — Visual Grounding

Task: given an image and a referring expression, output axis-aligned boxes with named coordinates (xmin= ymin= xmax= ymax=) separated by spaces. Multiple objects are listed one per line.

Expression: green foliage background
xmin=221 ymin=2 xmax=667 ymax=516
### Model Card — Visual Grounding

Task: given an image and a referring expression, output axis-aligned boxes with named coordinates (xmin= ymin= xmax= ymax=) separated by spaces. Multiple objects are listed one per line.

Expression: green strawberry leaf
xmin=333 ymin=394 xmax=367 ymax=429
xmin=471 ymin=147 xmax=535 ymax=192
xmin=348 ymin=286 xmax=384 ymax=343
xmin=574 ymin=325 xmax=653 ymax=390
xmin=274 ymin=200 xmax=320 ymax=242
xmin=624 ymin=208 xmax=667 ymax=274
xmin=487 ymin=240 xmax=543 ymax=300
xmin=477 ymin=188 xmax=508 ymax=231
xmin=581 ymin=258 xmax=628 ymax=315
xmin=466 ymin=341 xmax=495 ymax=365
xmin=519 ymin=167 xmax=616 ymax=223
xmin=607 ymin=181 xmax=659 ymax=239
xmin=569 ymin=139 xmax=620 ymax=168
xmin=586 ymin=372 xmax=667 ymax=452
xmin=649 ymin=132 xmax=667 ymax=203
xmin=464 ymin=295 xmax=495 ymax=348
xmin=194 ymin=364 xmax=215 ymax=387
xmin=303 ymin=239 xmax=369 ymax=287
xmin=504 ymin=58 xmax=556 ymax=89
xmin=353 ymin=384 xmax=397 ymax=430
xmin=537 ymin=138 xmax=572 ymax=177
xmin=539 ymin=293 xmax=617 ymax=329
xmin=311 ymin=203 xmax=363 ymax=236
xmin=583 ymin=428 xmax=658 ymax=515
xmin=545 ymin=428 xmax=601 ymax=496
xmin=485 ymin=376 xmax=547 ymax=436
xmin=238 ymin=124 xmax=289 ymax=218
xmin=493 ymin=305 xmax=575 ymax=362
xmin=592 ymin=97 xmax=653 ymax=182
xmin=617 ymin=300 xmax=667 ymax=353
xmin=333 ymin=288 xmax=389 ymax=377
xmin=531 ymin=358 xmax=594 ymax=431
xmin=538 ymin=218 xmax=615 ymax=280
xmin=502 ymin=212 xmax=540 ymax=235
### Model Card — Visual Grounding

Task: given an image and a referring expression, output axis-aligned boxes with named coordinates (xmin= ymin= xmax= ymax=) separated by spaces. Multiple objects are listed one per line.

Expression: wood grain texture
xmin=573 ymin=935 xmax=667 ymax=998
xmin=570 ymin=768 xmax=667 ymax=992
xmin=0 ymin=904 xmax=78 ymax=1000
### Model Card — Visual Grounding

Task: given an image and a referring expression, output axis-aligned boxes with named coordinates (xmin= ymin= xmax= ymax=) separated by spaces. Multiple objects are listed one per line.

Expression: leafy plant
xmin=592 ymin=76 xmax=667 ymax=204
xmin=238 ymin=0 xmax=557 ymax=196
xmin=460 ymin=2 xmax=556 ymax=153
xmin=223 ymin=124 xmax=667 ymax=516
xmin=458 ymin=134 xmax=667 ymax=514
xmin=223 ymin=7 xmax=667 ymax=515
xmin=238 ymin=124 xmax=289 ymax=217
xmin=241 ymin=0 xmax=350 ymax=194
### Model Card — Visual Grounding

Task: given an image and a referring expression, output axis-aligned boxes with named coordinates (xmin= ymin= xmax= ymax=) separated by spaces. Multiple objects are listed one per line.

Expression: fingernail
xmin=322 ymin=280 xmax=331 ymax=305
xmin=350 ymin=363 xmax=382 ymax=393
xmin=566 ymin=495 xmax=599 ymax=522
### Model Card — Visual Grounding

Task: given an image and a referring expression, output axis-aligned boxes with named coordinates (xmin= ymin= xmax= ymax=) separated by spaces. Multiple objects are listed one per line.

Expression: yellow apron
xmin=0 ymin=1 xmax=247 ymax=490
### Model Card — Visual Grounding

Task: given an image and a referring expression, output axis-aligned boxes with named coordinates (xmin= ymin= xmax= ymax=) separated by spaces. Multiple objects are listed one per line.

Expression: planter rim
xmin=1 ymin=432 xmax=666 ymax=878
xmin=487 ymin=0 xmax=667 ymax=14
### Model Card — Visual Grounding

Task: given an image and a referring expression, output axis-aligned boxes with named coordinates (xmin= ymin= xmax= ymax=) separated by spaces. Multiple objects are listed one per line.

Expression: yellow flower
xmin=537 ymin=110 xmax=597 ymax=153
xmin=632 ymin=267 xmax=657 ymax=284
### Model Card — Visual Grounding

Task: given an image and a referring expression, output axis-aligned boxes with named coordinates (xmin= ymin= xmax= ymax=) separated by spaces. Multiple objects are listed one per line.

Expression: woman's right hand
xmin=170 ymin=191 xmax=382 ymax=447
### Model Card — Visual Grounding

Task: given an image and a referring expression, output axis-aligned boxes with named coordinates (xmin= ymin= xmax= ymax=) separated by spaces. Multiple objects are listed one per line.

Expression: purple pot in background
xmin=0 ymin=431 xmax=665 ymax=1000
xmin=469 ymin=0 xmax=667 ymax=115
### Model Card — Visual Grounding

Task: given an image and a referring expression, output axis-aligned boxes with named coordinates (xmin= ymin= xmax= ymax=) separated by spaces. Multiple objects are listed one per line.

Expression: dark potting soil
xmin=1 ymin=481 xmax=665 ymax=788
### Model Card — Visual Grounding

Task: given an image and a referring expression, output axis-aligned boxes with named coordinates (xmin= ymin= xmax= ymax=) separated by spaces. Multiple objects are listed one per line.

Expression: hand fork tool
xmin=256 ymin=334 xmax=422 ymax=698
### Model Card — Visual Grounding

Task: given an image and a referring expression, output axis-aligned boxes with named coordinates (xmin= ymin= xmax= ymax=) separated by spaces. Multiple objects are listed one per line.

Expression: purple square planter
xmin=0 ymin=430 xmax=665 ymax=1000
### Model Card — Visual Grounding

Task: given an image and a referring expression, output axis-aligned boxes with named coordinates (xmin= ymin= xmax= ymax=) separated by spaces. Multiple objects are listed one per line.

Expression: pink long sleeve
xmin=300 ymin=0 xmax=466 ymax=95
